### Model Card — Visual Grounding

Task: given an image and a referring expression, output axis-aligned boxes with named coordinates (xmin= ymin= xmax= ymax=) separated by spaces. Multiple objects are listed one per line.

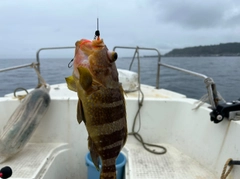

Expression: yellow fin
xmin=78 ymin=67 xmax=92 ymax=91
xmin=65 ymin=76 xmax=77 ymax=92
xmin=77 ymin=100 xmax=85 ymax=124
xmin=88 ymin=136 xmax=100 ymax=171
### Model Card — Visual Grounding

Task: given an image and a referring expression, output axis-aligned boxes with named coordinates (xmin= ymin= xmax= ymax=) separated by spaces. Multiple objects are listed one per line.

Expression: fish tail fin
xmin=100 ymin=162 xmax=116 ymax=179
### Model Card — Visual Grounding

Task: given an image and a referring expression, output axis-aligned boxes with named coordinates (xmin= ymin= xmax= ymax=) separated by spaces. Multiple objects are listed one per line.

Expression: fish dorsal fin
xmin=65 ymin=76 xmax=77 ymax=92
xmin=77 ymin=99 xmax=86 ymax=124
xmin=78 ymin=67 xmax=93 ymax=91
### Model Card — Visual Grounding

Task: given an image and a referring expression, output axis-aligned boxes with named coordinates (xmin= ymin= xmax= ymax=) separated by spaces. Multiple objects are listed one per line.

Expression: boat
xmin=0 ymin=45 xmax=240 ymax=179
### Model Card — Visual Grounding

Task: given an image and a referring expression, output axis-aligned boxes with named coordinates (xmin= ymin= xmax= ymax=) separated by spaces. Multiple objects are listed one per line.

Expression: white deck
xmin=0 ymin=141 xmax=218 ymax=179
xmin=125 ymin=140 xmax=217 ymax=179
xmin=0 ymin=83 xmax=240 ymax=179
xmin=1 ymin=143 xmax=69 ymax=178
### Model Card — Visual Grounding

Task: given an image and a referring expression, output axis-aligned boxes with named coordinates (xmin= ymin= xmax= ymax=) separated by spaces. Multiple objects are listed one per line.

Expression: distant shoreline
xmin=143 ymin=54 xmax=240 ymax=58
xmin=164 ymin=42 xmax=240 ymax=57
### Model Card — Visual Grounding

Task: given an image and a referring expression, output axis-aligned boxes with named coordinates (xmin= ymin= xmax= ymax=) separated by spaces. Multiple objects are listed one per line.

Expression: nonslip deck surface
xmin=0 ymin=143 xmax=66 ymax=178
xmin=125 ymin=143 xmax=217 ymax=179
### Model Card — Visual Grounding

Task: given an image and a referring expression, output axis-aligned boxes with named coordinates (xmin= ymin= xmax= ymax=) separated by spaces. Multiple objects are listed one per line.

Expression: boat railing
xmin=0 ymin=46 xmax=75 ymax=74
xmin=113 ymin=46 xmax=218 ymax=109
xmin=0 ymin=63 xmax=39 ymax=73
xmin=36 ymin=46 xmax=75 ymax=73
xmin=0 ymin=45 xmax=218 ymax=109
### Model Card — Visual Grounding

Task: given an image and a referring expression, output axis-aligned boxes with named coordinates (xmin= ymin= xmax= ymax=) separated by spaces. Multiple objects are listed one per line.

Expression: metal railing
xmin=113 ymin=46 xmax=218 ymax=109
xmin=159 ymin=62 xmax=218 ymax=109
xmin=112 ymin=46 xmax=210 ymax=87
xmin=0 ymin=45 xmax=219 ymax=108
xmin=113 ymin=46 xmax=161 ymax=89
xmin=36 ymin=46 xmax=75 ymax=73
xmin=0 ymin=63 xmax=39 ymax=73
xmin=0 ymin=46 xmax=75 ymax=74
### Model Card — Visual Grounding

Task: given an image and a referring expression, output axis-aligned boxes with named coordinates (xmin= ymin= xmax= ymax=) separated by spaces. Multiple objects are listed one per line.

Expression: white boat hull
xmin=0 ymin=83 xmax=239 ymax=178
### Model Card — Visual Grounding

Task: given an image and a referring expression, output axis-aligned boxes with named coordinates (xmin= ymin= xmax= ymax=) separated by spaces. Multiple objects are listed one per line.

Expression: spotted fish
xmin=65 ymin=38 xmax=127 ymax=179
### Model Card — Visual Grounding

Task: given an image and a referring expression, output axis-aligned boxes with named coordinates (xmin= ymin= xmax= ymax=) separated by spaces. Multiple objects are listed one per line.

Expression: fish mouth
xmin=76 ymin=39 xmax=105 ymax=51
xmin=73 ymin=39 xmax=93 ymax=78
xmin=75 ymin=39 xmax=92 ymax=56
xmin=73 ymin=38 xmax=118 ymax=78
xmin=74 ymin=38 xmax=106 ymax=65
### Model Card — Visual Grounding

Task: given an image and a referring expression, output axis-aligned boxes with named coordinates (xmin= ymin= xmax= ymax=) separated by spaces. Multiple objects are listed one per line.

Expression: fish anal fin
xmin=77 ymin=100 xmax=86 ymax=124
xmin=88 ymin=136 xmax=100 ymax=171
xmin=78 ymin=67 xmax=93 ymax=91
xmin=65 ymin=76 xmax=77 ymax=92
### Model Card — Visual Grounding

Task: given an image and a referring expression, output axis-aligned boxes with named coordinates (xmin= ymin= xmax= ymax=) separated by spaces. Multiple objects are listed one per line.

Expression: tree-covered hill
xmin=165 ymin=42 xmax=240 ymax=57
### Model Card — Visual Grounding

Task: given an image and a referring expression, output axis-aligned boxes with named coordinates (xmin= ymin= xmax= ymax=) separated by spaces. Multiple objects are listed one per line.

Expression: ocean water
xmin=0 ymin=56 xmax=239 ymax=102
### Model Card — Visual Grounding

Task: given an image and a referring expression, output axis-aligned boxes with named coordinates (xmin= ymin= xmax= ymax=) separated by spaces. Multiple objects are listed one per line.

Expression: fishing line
xmin=96 ymin=0 xmax=99 ymax=19
xmin=94 ymin=0 xmax=100 ymax=40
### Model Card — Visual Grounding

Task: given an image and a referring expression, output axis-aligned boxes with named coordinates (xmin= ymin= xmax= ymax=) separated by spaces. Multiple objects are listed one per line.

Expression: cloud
xmin=150 ymin=0 xmax=240 ymax=29
xmin=223 ymin=9 xmax=240 ymax=27
xmin=1 ymin=0 xmax=240 ymax=58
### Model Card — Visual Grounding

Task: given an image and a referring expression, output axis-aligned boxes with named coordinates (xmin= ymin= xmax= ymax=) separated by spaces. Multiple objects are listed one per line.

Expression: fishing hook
xmin=68 ymin=58 xmax=73 ymax=68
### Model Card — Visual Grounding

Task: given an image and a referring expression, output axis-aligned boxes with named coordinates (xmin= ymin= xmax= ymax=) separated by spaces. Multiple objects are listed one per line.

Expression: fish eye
xmin=107 ymin=51 xmax=118 ymax=63
xmin=113 ymin=52 xmax=118 ymax=60
xmin=75 ymin=41 xmax=79 ymax=46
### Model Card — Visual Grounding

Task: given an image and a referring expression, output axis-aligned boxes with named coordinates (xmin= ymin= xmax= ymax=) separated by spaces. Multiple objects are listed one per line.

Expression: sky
xmin=1 ymin=0 xmax=240 ymax=58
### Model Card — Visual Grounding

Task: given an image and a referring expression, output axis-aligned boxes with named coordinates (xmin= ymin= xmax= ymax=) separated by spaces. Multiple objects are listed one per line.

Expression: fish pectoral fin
xmin=88 ymin=137 xmax=100 ymax=171
xmin=77 ymin=99 xmax=86 ymax=124
xmin=78 ymin=67 xmax=93 ymax=91
xmin=92 ymin=79 xmax=105 ymax=89
xmin=65 ymin=76 xmax=77 ymax=92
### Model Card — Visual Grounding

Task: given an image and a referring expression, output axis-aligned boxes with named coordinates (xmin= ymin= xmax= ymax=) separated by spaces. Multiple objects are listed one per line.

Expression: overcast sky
xmin=1 ymin=0 xmax=240 ymax=58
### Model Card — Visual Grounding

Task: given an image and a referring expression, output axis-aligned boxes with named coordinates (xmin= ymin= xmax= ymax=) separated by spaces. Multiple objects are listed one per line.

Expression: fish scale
xmin=65 ymin=38 xmax=127 ymax=179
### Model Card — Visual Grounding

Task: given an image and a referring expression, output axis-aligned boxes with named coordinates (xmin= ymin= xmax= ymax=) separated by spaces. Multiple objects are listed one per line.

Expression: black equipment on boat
xmin=210 ymin=100 xmax=240 ymax=123
xmin=0 ymin=166 xmax=12 ymax=178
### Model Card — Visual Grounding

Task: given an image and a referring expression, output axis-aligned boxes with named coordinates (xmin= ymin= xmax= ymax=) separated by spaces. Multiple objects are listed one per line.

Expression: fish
xmin=65 ymin=38 xmax=127 ymax=179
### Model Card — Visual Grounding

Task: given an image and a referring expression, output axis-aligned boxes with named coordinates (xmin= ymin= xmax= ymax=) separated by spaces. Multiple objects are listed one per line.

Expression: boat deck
xmin=0 ymin=141 xmax=218 ymax=179
xmin=0 ymin=143 xmax=69 ymax=178
xmin=125 ymin=142 xmax=217 ymax=179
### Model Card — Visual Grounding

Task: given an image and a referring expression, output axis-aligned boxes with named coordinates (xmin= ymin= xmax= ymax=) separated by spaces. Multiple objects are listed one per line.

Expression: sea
xmin=0 ymin=56 xmax=239 ymax=102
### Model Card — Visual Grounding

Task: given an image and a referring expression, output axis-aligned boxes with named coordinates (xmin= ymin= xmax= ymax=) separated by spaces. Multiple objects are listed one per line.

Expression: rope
xmin=221 ymin=158 xmax=233 ymax=179
xmin=13 ymin=63 xmax=49 ymax=100
xmin=193 ymin=77 xmax=225 ymax=110
xmin=30 ymin=63 xmax=47 ymax=86
xmin=128 ymin=49 xmax=167 ymax=155
xmin=233 ymin=115 xmax=240 ymax=121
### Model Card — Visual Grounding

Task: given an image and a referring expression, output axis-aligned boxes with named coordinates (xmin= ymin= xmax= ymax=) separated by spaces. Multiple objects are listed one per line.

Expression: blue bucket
xmin=85 ymin=152 xmax=126 ymax=179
